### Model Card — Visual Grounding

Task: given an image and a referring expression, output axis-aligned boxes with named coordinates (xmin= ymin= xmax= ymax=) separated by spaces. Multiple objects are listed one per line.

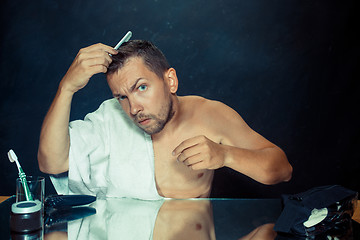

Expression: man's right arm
xmin=38 ymin=43 xmax=118 ymax=174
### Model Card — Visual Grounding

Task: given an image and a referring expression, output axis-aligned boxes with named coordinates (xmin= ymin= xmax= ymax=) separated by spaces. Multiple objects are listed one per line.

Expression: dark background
xmin=0 ymin=0 xmax=359 ymax=198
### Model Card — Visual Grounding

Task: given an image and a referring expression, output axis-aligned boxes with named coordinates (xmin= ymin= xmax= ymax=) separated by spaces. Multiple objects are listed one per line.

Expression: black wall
xmin=0 ymin=0 xmax=359 ymax=198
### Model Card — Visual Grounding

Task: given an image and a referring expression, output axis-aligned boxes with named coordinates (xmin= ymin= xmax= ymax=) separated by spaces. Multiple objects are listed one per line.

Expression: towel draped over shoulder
xmin=50 ymin=98 xmax=162 ymax=200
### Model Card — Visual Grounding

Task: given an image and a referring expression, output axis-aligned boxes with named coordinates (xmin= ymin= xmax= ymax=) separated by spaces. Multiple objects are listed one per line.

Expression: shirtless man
xmin=38 ymin=40 xmax=292 ymax=198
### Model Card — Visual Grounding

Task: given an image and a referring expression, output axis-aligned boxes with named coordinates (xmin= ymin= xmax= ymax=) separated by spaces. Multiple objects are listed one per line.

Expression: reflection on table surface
xmin=43 ymin=198 xmax=281 ymax=240
xmin=2 ymin=196 xmax=359 ymax=239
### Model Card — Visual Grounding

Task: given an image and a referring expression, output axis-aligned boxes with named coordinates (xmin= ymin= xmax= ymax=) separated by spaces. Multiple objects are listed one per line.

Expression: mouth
xmin=138 ymin=118 xmax=151 ymax=125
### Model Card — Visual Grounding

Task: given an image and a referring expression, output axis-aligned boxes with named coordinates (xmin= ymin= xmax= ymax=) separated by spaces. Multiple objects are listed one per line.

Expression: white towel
xmin=68 ymin=198 xmax=164 ymax=240
xmin=50 ymin=99 xmax=162 ymax=200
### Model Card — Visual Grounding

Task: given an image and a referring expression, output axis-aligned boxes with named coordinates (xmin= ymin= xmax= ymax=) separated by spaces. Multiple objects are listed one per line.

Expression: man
xmin=38 ymin=40 xmax=292 ymax=199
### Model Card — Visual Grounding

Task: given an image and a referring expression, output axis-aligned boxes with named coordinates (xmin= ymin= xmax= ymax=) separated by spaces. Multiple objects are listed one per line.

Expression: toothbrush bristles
xmin=8 ymin=149 xmax=17 ymax=163
xmin=8 ymin=153 xmax=14 ymax=162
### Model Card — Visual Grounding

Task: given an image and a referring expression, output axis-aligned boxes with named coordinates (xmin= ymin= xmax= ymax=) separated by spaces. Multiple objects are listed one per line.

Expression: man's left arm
xmin=172 ymin=100 xmax=292 ymax=185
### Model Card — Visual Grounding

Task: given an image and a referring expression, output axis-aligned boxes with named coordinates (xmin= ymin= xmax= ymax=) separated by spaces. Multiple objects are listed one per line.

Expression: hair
xmin=107 ymin=40 xmax=170 ymax=79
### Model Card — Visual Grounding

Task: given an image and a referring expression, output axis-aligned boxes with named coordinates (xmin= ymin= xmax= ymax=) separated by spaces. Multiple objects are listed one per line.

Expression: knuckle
xmin=78 ymin=47 xmax=86 ymax=54
xmin=199 ymin=135 xmax=206 ymax=140
xmin=78 ymin=58 xmax=85 ymax=64
xmin=77 ymin=55 xmax=86 ymax=63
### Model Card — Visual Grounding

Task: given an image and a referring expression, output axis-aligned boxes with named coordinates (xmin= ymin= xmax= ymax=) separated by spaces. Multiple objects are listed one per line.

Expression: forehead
xmin=108 ymin=57 xmax=156 ymax=85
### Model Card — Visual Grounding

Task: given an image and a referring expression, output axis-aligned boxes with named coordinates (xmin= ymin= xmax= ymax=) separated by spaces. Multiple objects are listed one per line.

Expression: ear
xmin=165 ymin=68 xmax=178 ymax=94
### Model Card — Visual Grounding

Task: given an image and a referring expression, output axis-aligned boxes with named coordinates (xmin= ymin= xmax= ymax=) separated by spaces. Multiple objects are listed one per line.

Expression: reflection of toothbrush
xmin=8 ymin=149 xmax=33 ymax=201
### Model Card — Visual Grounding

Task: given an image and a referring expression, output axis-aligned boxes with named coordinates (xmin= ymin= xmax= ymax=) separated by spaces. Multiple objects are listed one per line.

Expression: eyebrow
xmin=129 ymin=78 xmax=143 ymax=92
xmin=113 ymin=78 xmax=144 ymax=98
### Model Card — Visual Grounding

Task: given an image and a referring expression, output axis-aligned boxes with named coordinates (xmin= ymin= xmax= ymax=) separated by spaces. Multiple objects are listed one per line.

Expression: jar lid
xmin=11 ymin=200 xmax=42 ymax=214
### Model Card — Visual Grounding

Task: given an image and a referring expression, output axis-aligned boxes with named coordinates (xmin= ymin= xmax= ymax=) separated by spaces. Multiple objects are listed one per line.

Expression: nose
xmin=129 ymin=98 xmax=143 ymax=116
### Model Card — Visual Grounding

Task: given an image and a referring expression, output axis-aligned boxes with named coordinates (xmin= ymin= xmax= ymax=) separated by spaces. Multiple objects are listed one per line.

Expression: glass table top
xmin=1 ymin=196 xmax=359 ymax=239
xmin=1 ymin=196 xmax=282 ymax=239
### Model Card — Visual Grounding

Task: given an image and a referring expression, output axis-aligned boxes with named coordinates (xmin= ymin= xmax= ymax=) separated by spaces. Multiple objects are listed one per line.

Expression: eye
xmin=116 ymin=95 xmax=127 ymax=101
xmin=138 ymin=84 xmax=147 ymax=91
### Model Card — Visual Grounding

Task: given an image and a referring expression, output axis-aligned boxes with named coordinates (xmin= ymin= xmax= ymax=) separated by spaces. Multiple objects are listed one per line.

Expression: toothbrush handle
xmin=19 ymin=171 xmax=33 ymax=201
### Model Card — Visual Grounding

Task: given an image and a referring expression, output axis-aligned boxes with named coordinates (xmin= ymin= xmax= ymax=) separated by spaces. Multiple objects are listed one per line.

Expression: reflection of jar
xmin=10 ymin=200 xmax=43 ymax=233
xmin=11 ymin=228 xmax=43 ymax=240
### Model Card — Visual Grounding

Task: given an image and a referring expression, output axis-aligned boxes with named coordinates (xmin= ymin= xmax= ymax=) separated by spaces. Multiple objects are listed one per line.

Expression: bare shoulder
xmin=179 ymin=96 xmax=275 ymax=149
xmin=180 ymin=95 xmax=248 ymax=132
xmin=181 ymin=95 xmax=243 ymax=120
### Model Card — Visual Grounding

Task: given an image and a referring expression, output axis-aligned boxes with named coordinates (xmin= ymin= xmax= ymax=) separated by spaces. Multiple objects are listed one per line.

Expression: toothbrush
xmin=8 ymin=149 xmax=33 ymax=201
xmin=114 ymin=31 xmax=132 ymax=50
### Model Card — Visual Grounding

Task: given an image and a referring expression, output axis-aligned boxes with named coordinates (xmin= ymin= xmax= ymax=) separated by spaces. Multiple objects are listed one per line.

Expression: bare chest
xmin=152 ymin=132 xmax=217 ymax=198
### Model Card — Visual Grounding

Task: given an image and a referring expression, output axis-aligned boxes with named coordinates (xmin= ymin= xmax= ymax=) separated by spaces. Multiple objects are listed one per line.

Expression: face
xmin=107 ymin=57 xmax=175 ymax=135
